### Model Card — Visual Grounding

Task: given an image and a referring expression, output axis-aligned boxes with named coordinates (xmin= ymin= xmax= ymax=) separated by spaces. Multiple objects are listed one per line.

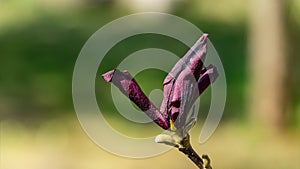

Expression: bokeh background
xmin=1 ymin=0 xmax=300 ymax=169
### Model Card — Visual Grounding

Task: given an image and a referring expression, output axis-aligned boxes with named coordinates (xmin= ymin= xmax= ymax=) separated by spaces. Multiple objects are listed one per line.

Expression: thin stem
xmin=178 ymin=134 xmax=207 ymax=169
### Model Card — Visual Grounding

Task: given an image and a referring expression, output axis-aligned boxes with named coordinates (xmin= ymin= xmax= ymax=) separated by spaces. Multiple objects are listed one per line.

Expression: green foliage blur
xmin=1 ymin=0 xmax=300 ymax=130
xmin=0 ymin=0 xmax=250 ymax=122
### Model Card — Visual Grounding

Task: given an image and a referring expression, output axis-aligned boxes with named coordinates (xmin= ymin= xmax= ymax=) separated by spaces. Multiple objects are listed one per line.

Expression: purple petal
xmin=170 ymin=67 xmax=199 ymax=127
xmin=171 ymin=65 xmax=218 ymax=128
xmin=176 ymin=78 xmax=199 ymax=127
xmin=160 ymin=33 xmax=209 ymax=122
xmin=102 ymin=69 xmax=169 ymax=129
xmin=198 ymin=65 xmax=218 ymax=95
xmin=163 ymin=33 xmax=208 ymax=85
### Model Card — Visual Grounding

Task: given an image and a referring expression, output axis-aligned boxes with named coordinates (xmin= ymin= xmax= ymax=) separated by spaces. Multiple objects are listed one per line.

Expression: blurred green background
xmin=1 ymin=0 xmax=300 ymax=169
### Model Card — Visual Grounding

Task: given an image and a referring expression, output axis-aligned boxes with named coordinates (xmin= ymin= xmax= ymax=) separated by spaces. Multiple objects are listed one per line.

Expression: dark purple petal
xmin=162 ymin=33 xmax=208 ymax=86
xmin=176 ymin=77 xmax=199 ymax=127
xmin=170 ymin=68 xmax=199 ymax=128
xmin=184 ymin=33 xmax=208 ymax=79
xmin=160 ymin=33 xmax=209 ymax=123
xmin=198 ymin=65 xmax=218 ymax=95
xmin=183 ymin=65 xmax=219 ymax=114
xmin=171 ymin=65 xmax=218 ymax=128
xmin=102 ymin=69 xmax=169 ymax=129
xmin=170 ymin=68 xmax=193 ymax=121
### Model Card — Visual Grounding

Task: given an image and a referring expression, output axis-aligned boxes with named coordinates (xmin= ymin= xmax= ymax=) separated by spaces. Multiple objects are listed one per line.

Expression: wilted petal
xmin=102 ymin=69 xmax=169 ymax=129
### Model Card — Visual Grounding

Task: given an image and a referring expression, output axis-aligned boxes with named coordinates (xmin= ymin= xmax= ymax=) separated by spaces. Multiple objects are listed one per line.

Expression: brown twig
xmin=178 ymin=134 xmax=211 ymax=169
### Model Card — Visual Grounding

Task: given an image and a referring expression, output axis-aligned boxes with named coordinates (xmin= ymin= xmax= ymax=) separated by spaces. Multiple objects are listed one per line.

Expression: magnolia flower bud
xmin=101 ymin=33 xmax=218 ymax=133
